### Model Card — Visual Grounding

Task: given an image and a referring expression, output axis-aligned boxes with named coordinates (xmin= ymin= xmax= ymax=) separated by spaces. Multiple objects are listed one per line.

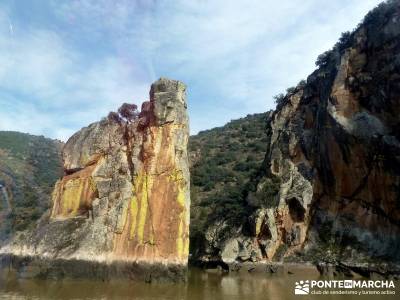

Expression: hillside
xmin=0 ymin=131 xmax=63 ymax=240
xmin=188 ymin=113 xmax=271 ymax=255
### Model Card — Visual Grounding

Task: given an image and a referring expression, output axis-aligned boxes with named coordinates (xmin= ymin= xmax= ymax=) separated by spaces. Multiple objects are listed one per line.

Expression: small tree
xmin=339 ymin=31 xmax=351 ymax=45
xmin=273 ymin=93 xmax=285 ymax=106
xmin=315 ymin=50 xmax=332 ymax=67
xmin=107 ymin=111 xmax=121 ymax=123
xmin=297 ymin=79 xmax=307 ymax=88
xmin=286 ymin=86 xmax=296 ymax=95
xmin=118 ymin=103 xmax=139 ymax=122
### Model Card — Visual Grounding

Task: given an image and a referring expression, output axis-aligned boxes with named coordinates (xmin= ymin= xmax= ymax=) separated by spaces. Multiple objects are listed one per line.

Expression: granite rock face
xmin=196 ymin=0 xmax=400 ymax=270
xmin=0 ymin=78 xmax=190 ymax=281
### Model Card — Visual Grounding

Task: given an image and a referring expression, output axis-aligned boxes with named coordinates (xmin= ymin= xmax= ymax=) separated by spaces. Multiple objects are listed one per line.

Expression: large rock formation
xmin=0 ymin=78 xmax=190 ymax=281
xmin=194 ymin=0 xmax=400 ymax=273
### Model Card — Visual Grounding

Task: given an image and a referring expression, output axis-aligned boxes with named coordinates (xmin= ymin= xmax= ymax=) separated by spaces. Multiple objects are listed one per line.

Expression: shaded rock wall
xmin=0 ymin=78 xmax=190 ymax=281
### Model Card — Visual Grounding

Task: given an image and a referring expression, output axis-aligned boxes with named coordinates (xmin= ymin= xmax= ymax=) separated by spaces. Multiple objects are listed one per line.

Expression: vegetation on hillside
xmin=0 ymin=131 xmax=63 ymax=239
xmin=189 ymin=113 xmax=270 ymax=252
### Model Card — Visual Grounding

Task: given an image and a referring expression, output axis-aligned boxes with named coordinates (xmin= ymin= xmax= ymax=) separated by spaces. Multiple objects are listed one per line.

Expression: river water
xmin=0 ymin=266 xmax=397 ymax=299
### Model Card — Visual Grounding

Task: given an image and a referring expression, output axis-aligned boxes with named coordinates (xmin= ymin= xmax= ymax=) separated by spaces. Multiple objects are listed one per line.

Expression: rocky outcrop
xmin=0 ymin=78 xmax=190 ymax=281
xmin=195 ymin=0 xmax=400 ymax=272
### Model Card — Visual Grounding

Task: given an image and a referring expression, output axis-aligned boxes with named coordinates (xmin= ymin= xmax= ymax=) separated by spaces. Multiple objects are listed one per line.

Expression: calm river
xmin=0 ymin=266 xmax=398 ymax=299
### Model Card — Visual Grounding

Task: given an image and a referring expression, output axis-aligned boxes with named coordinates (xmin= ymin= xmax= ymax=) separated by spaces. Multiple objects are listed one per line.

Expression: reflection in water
xmin=0 ymin=267 xmax=398 ymax=300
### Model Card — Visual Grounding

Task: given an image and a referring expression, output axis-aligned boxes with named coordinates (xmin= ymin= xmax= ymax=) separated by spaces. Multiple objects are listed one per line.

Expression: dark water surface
xmin=0 ymin=266 xmax=398 ymax=300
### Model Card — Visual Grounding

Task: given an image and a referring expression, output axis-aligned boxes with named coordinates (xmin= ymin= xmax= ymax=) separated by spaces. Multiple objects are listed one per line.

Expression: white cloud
xmin=0 ymin=0 xmax=384 ymax=139
xmin=113 ymin=0 xmax=383 ymax=128
xmin=0 ymin=5 xmax=150 ymax=141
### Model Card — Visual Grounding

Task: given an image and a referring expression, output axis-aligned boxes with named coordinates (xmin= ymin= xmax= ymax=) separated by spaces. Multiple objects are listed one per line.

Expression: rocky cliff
xmin=0 ymin=78 xmax=190 ymax=281
xmin=195 ymin=0 xmax=400 ymax=273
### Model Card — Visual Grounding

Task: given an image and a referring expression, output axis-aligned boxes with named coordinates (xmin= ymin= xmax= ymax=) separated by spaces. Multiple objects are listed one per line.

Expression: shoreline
xmin=189 ymin=259 xmax=400 ymax=279
xmin=1 ymin=253 xmax=399 ymax=283
xmin=0 ymin=253 xmax=187 ymax=283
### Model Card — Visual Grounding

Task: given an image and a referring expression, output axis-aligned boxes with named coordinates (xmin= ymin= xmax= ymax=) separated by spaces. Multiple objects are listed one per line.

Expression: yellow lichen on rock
xmin=135 ymin=172 xmax=151 ymax=245
xmin=176 ymin=218 xmax=184 ymax=258
xmin=129 ymin=195 xmax=138 ymax=240
xmin=50 ymin=165 xmax=97 ymax=219
xmin=61 ymin=178 xmax=84 ymax=216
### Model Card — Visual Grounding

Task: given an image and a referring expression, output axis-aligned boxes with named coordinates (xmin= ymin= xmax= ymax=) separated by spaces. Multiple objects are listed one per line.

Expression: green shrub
xmin=274 ymin=93 xmax=285 ymax=106
xmin=315 ymin=50 xmax=332 ymax=67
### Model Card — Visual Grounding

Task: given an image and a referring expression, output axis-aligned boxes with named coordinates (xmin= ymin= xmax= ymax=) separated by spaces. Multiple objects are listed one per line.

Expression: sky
xmin=0 ymin=0 xmax=384 ymax=141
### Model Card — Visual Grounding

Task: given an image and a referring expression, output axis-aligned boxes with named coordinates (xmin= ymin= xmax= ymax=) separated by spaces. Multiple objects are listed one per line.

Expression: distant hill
xmin=0 ymin=131 xmax=63 ymax=240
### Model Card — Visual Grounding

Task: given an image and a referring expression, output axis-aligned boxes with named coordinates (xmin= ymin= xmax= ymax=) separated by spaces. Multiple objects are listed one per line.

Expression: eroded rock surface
xmin=0 ymin=78 xmax=190 ymax=281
